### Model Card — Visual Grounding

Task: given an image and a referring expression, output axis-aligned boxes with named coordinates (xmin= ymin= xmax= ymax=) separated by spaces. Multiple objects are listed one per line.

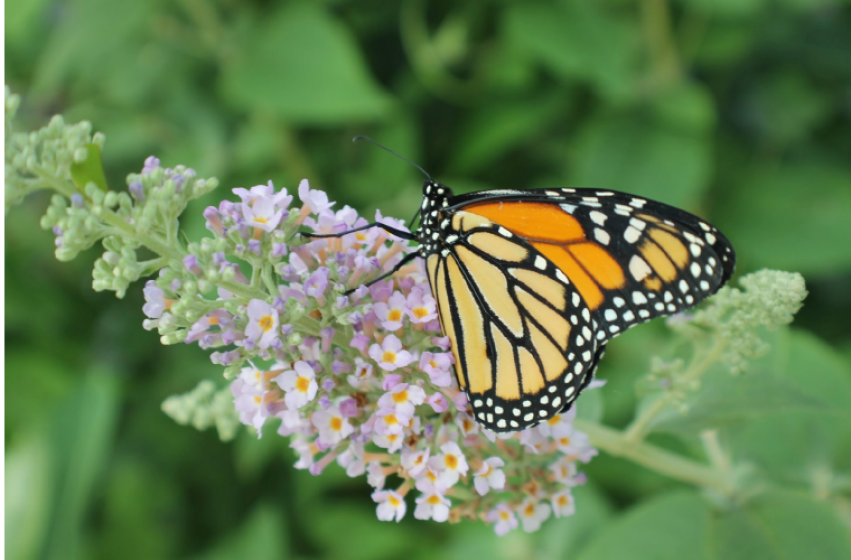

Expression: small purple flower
xmin=142 ymin=281 xmax=171 ymax=319
xmin=298 ymin=179 xmax=334 ymax=214
xmin=368 ymin=335 xmax=413 ymax=372
xmin=142 ymin=156 xmax=160 ymax=174
xmin=183 ymin=254 xmax=202 ymax=276
xmin=373 ymin=291 xmax=407 ymax=331
xmin=304 ymin=268 xmax=329 ymax=300
xmin=244 ymin=299 xmax=279 ymax=349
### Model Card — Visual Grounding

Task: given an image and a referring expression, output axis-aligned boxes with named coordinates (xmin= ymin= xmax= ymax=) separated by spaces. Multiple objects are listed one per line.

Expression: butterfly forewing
xmin=427 ymin=211 xmax=598 ymax=432
xmin=454 ymin=189 xmax=735 ymax=342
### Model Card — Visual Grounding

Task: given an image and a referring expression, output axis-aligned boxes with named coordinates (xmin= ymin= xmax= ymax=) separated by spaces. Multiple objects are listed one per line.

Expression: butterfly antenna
xmin=353 ymin=136 xmax=432 ymax=181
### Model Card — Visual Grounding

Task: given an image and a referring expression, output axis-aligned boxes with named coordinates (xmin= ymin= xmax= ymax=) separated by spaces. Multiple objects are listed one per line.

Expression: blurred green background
xmin=6 ymin=0 xmax=851 ymax=559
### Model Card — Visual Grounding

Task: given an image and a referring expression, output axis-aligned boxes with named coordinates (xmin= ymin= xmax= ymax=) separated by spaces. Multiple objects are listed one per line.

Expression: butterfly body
xmin=414 ymin=180 xmax=735 ymax=432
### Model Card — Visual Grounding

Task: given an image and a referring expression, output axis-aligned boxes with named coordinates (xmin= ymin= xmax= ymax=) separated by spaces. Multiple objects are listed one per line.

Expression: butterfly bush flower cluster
xmin=140 ymin=170 xmax=597 ymax=533
xmin=5 ymin=89 xmax=596 ymax=534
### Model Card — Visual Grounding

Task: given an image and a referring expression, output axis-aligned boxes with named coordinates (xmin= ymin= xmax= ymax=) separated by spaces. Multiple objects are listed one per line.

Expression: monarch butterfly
xmin=308 ymin=139 xmax=736 ymax=432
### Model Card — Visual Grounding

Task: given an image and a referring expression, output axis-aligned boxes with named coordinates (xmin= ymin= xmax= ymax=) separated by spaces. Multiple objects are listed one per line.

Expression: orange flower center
xmin=445 ymin=454 xmax=458 ymax=469
xmin=412 ymin=307 xmax=429 ymax=319
xmin=259 ymin=315 xmax=274 ymax=332
xmin=392 ymin=390 xmax=408 ymax=403
xmin=388 ymin=309 xmax=403 ymax=322
xmin=382 ymin=351 xmax=396 ymax=364
xmin=296 ymin=376 xmax=311 ymax=392
xmin=330 ymin=417 xmax=343 ymax=431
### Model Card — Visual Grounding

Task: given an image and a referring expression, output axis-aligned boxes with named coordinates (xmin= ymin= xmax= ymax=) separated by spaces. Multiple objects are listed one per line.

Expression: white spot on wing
xmin=624 ymin=226 xmax=641 ymax=243
xmin=629 ymin=255 xmax=652 ymax=281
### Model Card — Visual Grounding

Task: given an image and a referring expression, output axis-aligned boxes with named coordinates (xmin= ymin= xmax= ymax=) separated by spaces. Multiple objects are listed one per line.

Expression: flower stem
xmin=575 ymin=419 xmax=735 ymax=496
xmin=623 ymin=338 xmax=727 ymax=443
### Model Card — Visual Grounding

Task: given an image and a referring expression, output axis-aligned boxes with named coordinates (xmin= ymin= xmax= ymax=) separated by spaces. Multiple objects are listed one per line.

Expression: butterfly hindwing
xmin=426 ymin=211 xmax=599 ymax=432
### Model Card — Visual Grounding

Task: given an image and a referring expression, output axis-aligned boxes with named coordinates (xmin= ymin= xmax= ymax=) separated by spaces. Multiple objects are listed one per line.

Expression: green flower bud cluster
xmin=681 ymin=270 xmax=807 ymax=373
xmin=5 ymin=87 xmax=103 ymax=211
xmin=161 ymin=380 xmax=239 ymax=441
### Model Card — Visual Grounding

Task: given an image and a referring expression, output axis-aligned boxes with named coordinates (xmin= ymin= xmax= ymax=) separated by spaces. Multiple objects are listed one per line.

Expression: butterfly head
xmin=417 ymin=180 xmax=453 ymax=254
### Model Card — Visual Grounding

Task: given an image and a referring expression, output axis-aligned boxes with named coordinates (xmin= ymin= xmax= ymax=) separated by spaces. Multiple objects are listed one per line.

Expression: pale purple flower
xmin=419 ymin=352 xmax=453 ymax=387
xmin=372 ymin=430 xmax=404 ymax=453
xmin=368 ymin=335 xmax=413 ymax=371
xmin=373 ymin=291 xmax=407 ymax=331
xmin=233 ymin=181 xmax=292 ymax=209
xmin=373 ymin=490 xmax=406 ymax=522
xmin=414 ymin=492 xmax=451 ymax=522
xmin=242 ymin=196 xmax=284 ymax=232
xmin=298 ymin=179 xmax=333 ymax=214
xmin=336 ymin=441 xmax=365 ymax=477
xmin=276 ymin=361 xmax=318 ymax=409
xmin=142 ymin=156 xmax=160 ymax=174
xmin=377 ymin=383 xmax=426 ymax=418
xmin=429 ymin=442 xmax=469 ymax=488
xmin=551 ymin=490 xmax=576 ymax=518
xmin=142 ymin=281 xmax=171 ymax=318
xmin=486 ymin=505 xmax=519 ymax=536
xmin=401 ymin=447 xmax=431 ymax=478
xmin=304 ymin=268 xmax=329 ymax=299
xmin=373 ymin=408 xmax=408 ymax=436
xmin=426 ymin=393 xmax=449 ymax=413
xmin=312 ymin=403 xmax=354 ymax=446
xmin=244 ymin=299 xmax=279 ymax=348
xmin=474 ymin=457 xmax=506 ymax=496
xmin=405 ymin=287 xmax=437 ymax=324
xmin=366 ymin=461 xmax=386 ymax=489
xmin=517 ymin=499 xmax=551 ymax=533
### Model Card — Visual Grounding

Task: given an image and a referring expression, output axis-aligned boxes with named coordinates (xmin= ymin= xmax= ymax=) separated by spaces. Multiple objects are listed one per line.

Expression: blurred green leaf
xmin=538 ymin=483 xmax=615 ymax=559
xmin=649 ymin=329 xmax=851 ymax=436
xmin=723 ymin=329 xmax=851 ymax=485
xmin=70 ymin=144 xmax=109 ymax=192
xmin=578 ymin=489 xmax=851 ymax=560
xmin=575 ymin=491 xmax=712 ymax=560
xmin=29 ymin=370 xmax=120 ymax=560
xmin=504 ymin=0 xmax=639 ymax=101
xmin=449 ymin=95 xmax=568 ymax=175
xmin=576 ymin=384 xmax=605 ymax=424
xmin=570 ymin=106 xmax=713 ymax=209
xmin=5 ymin=432 xmax=52 ymax=560
xmin=192 ymin=504 xmax=288 ymax=560
xmin=707 ymin=490 xmax=851 ymax=560
xmin=718 ymin=161 xmax=851 ymax=275
xmin=221 ymin=4 xmax=390 ymax=124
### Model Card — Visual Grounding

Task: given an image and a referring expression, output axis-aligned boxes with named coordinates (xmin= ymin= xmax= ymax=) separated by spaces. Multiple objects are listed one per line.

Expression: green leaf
xmin=651 ymin=329 xmax=851 ymax=435
xmin=5 ymin=432 xmax=53 ymax=560
xmin=42 ymin=370 xmax=121 ymax=560
xmin=717 ymin=161 xmax=851 ymax=275
xmin=723 ymin=330 xmax=851 ymax=485
xmin=575 ymin=491 xmax=712 ymax=560
xmin=538 ymin=483 xmax=615 ymax=558
xmin=707 ymin=490 xmax=851 ymax=560
xmin=576 ymin=384 xmax=605 ymax=424
xmin=577 ymin=490 xmax=851 ymax=560
xmin=70 ymin=143 xmax=109 ymax=192
xmin=220 ymin=4 xmax=390 ymax=124
xmin=504 ymin=0 xmax=639 ymax=101
xmin=191 ymin=504 xmax=287 ymax=560
xmin=570 ymin=108 xmax=713 ymax=209
xmin=448 ymin=95 xmax=569 ymax=175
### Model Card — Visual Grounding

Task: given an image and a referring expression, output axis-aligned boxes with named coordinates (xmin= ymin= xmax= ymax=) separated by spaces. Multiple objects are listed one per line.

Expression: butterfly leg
xmin=300 ymin=222 xmax=416 ymax=241
xmin=343 ymin=251 xmax=420 ymax=295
